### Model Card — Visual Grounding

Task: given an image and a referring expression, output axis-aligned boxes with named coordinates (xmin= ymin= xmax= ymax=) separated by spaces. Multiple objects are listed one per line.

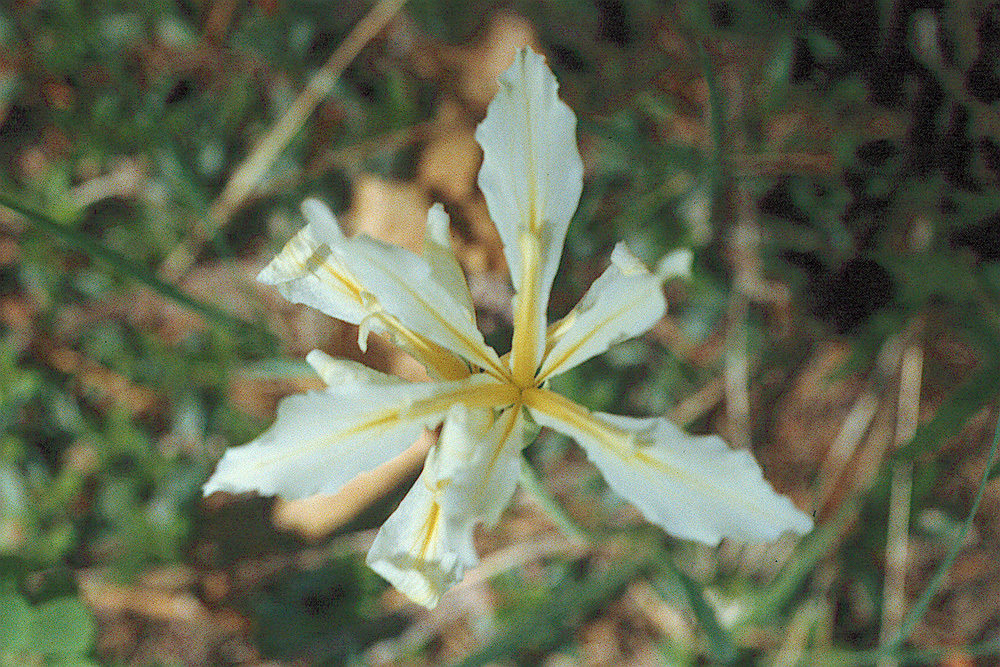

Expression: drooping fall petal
xmin=524 ymin=388 xmax=813 ymax=545
xmin=366 ymin=405 xmax=524 ymax=607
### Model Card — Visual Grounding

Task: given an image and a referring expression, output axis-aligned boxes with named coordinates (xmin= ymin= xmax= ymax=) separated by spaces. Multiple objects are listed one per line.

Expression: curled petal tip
xmin=300 ymin=198 xmax=343 ymax=236
xmin=656 ymin=249 xmax=694 ymax=282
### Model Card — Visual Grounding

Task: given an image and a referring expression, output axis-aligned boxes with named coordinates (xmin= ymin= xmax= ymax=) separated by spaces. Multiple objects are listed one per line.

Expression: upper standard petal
xmin=475 ymin=47 xmax=583 ymax=293
xmin=476 ymin=47 xmax=583 ymax=383
xmin=439 ymin=405 xmax=529 ymax=528
xmin=423 ymin=204 xmax=476 ymax=317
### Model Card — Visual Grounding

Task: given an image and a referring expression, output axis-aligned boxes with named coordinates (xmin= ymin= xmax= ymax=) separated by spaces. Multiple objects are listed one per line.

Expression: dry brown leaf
xmin=79 ymin=571 xmax=210 ymax=623
xmin=227 ymin=370 xmax=324 ymax=421
xmin=417 ymin=98 xmax=480 ymax=203
xmin=47 ymin=346 xmax=160 ymax=416
xmin=437 ymin=13 xmax=542 ymax=110
xmin=343 ymin=173 xmax=429 ymax=251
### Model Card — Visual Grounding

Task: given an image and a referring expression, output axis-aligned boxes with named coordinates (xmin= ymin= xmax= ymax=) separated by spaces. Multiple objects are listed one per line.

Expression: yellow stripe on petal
xmin=525 ymin=393 xmax=814 ymax=545
xmin=537 ymin=243 xmax=666 ymax=383
xmin=510 ymin=229 xmax=544 ymax=387
xmin=339 ymin=236 xmax=509 ymax=381
xmin=406 ymin=379 xmax=519 ymax=420
xmin=202 ymin=377 xmax=506 ymax=500
xmin=521 ymin=388 xmax=635 ymax=458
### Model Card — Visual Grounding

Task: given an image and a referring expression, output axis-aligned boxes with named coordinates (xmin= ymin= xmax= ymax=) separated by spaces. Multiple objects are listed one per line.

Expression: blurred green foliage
xmin=1 ymin=0 xmax=1000 ymax=664
xmin=0 ymin=593 xmax=97 ymax=666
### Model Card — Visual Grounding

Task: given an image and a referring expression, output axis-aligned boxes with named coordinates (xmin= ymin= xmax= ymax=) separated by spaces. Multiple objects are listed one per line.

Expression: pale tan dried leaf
xmin=417 ymin=99 xmax=480 ymax=203
xmin=343 ymin=173 xmax=429 ymax=251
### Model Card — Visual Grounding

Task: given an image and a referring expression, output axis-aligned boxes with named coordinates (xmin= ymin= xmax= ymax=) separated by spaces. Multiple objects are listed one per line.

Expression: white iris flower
xmin=204 ymin=48 xmax=813 ymax=608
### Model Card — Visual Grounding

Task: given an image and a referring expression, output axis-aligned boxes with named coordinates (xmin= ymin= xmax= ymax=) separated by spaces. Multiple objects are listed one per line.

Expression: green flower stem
xmin=518 ymin=456 xmax=590 ymax=545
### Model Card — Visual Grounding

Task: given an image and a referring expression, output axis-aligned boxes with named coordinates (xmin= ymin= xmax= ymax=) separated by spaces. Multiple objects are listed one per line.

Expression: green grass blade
xmin=750 ymin=498 xmax=857 ymax=621
xmin=653 ymin=560 xmax=739 ymax=664
xmin=883 ymin=406 xmax=1000 ymax=654
xmin=0 ymin=195 xmax=273 ymax=344
xmin=696 ymin=39 xmax=728 ymax=201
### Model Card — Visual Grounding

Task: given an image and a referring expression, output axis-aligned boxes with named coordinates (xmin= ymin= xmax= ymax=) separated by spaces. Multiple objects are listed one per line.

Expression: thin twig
xmin=159 ymin=0 xmax=410 ymax=281
xmin=724 ymin=184 xmax=758 ymax=451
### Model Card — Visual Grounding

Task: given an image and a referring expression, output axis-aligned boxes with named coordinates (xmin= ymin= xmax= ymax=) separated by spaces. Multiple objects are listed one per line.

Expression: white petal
xmin=537 ymin=243 xmax=665 ymax=382
xmin=202 ymin=374 xmax=503 ymax=500
xmin=476 ymin=47 xmax=583 ymax=380
xmin=305 ymin=349 xmax=406 ymax=387
xmin=524 ymin=389 xmax=813 ymax=545
xmin=423 ymin=204 xmax=475 ymax=317
xmin=656 ymin=248 xmax=694 ymax=282
xmin=366 ymin=404 xmax=527 ymax=607
xmin=440 ymin=405 xmax=528 ymax=527
xmin=366 ymin=448 xmax=478 ymax=609
xmin=256 ymin=213 xmax=373 ymax=329
xmin=337 ymin=234 xmax=507 ymax=380
xmin=476 ymin=47 xmax=583 ymax=293
xmin=300 ymin=198 xmax=346 ymax=245
xmin=259 ymin=201 xmax=470 ymax=380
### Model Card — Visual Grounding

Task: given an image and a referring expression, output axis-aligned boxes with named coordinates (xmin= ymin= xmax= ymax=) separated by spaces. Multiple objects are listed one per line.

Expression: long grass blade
xmin=1 ymin=195 xmax=272 ymax=344
xmin=883 ymin=405 xmax=1000 ymax=654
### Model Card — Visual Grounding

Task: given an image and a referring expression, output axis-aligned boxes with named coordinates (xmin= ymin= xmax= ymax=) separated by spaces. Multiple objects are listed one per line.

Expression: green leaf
xmin=30 ymin=597 xmax=96 ymax=657
xmin=653 ymin=563 xmax=738 ymax=663
xmin=0 ymin=593 xmax=33 ymax=654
